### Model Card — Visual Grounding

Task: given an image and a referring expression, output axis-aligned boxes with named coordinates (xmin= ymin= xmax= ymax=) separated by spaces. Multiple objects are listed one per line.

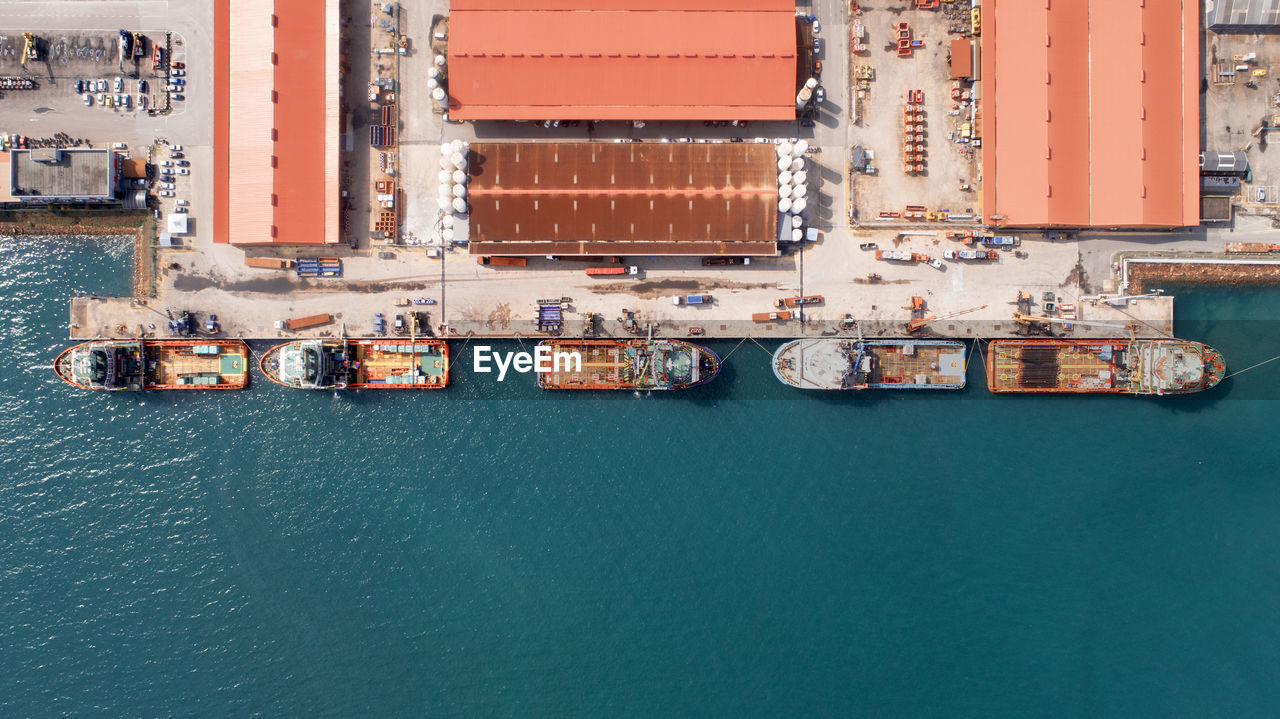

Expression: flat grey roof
xmin=1209 ymin=0 xmax=1280 ymax=30
xmin=10 ymin=149 xmax=113 ymax=199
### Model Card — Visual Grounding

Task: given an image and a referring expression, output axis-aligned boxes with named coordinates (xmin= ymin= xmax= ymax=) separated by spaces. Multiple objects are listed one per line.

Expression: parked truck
xmin=672 ymin=294 xmax=712 ymax=305
xmin=752 ymin=311 xmax=792 ymax=322
xmin=585 ymin=266 xmax=639 ymax=276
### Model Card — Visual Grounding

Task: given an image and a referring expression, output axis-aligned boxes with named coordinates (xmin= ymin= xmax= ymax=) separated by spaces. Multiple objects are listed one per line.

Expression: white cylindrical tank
xmin=792 ymin=184 xmax=807 ymax=199
xmin=792 ymin=197 xmax=807 ymax=214
xmin=452 ymin=197 xmax=468 ymax=213
xmin=452 ymin=170 xmax=467 ymax=184
xmin=793 ymin=139 xmax=809 ymax=156
xmin=438 ymin=170 xmax=452 ymax=184
xmin=451 ymin=152 xmax=467 ymax=170
xmin=778 ymin=197 xmax=793 ymax=213
xmin=778 ymin=170 xmax=793 ymax=186
xmin=427 ymin=77 xmax=439 ymax=90
xmin=777 ymin=141 xmax=793 ymax=157
xmin=437 ymin=197 xmax=452 ymax=211
xmin=791 ymin=215 xmax=803 ymax=228
xmin=442 ymin=228 xmax=455 ymax=242
xmin=433 ymin=87 xmax=448 ymax=109
xmin=434 ymin=54 xmax=446 ymax=67
xmin=791 ymin=157 xmax=805 ymax=172
xmin=792 ymin=170 xmax=807 ymax=186
xmin=777 ymin=158 xmax=791 ymax=172
xmin=452 ymin=184 xmax=467 ymax=198
xmin=441 ymin=214 xmax=455 ymax=228
xmin=437 ymin=186 xmax=451 ymax=201
xmin=778 ymin=185 xmax=791 ymax=198
xmin=792 ymin=228 xmax=804 ymax=242
xmin=429 ymin=67 xmax=442 ymax=79
xmin=441 ymin=143 xmax=453 ymax=156
xmin=805 ymin=77 xmax=818 ymax=89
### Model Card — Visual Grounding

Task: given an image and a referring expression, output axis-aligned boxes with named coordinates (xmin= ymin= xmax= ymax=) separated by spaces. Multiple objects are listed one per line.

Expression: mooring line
xmin=719 ymin=337 xmax=749 ymax=362
xmin=1221 ymin=352 xmax=1280 ymax=381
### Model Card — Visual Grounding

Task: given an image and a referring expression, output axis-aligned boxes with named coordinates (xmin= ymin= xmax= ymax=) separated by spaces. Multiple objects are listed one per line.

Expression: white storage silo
xmin=790 ymin=157 xmax=805 ymax=172
xmin=793 ymin=139 xmax=809 ymax=156
xmin=778 ymin=170 xmax=793 ymax=186
xmin=778 ymin=197 xmax=793 ymax=213
xmin=792 ymin=170 xmax=807 ymax=186
xmin=791 ymin=197 xmax=807 ymax=214
xmin=452 ymin=169 xmax=467 ymax=184
xmin=452 ymin=184 xmax=467 ymax=198
xmin=792 ymin=185 xmax=807 ymax=199
xmin=452 ymin=197 xmax=468 ymax=214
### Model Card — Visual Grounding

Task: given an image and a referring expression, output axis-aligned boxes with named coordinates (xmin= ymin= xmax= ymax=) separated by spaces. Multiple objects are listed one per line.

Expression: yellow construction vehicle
xmin=21 ymin=33 xmax=38 ymax=67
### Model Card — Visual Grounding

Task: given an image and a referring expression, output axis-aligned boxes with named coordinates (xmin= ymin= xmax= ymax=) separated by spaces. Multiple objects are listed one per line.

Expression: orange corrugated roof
xmin=448 ymin=1 xmax=797 ymax=120
xmin=213 ymin=0 xmax=340 ymax=245
xmin=982 ymin=0 xmax=1199 ymax=228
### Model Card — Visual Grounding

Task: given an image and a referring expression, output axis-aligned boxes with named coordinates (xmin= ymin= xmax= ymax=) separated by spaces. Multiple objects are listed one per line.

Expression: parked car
xmin=122 ymin=95 xmax=131 ymax=109
xmin=159 ymin=182 xmax=175 ymax=190
xmin=170 ymin=144 xmax=183 ymax=152
xmin=174 ymin=206 xmax=187 ymax=213
xmin=161 ymin=160 xmax=174 ymax=167
xmin=82 ymin=93 xmax=93 ymax=106
xmin=138 ymin=79 xmax=148 ymax=93
xmin=170 ymin=152 xmax=184 ymax=159
xmin=927 ymin=257 xmax=944 ymax=270
xmin=177 ymin=168 xmax=190 ymax=175
xmin=137 ymin=95 xmax=147 ymax=110
xmin=171 ymin=77 xmax=184 ymax=86
xmin=96 ymin=93 xmax=105 ymax=105
xmin=175 ymin=199 xmax=189 ymax=206
xmin=113 ymin=76 xmax=123 ymax=93
xmin=172 ymin=94 xmax=184 ymax=101
xmin=75 ymin=80 xmax=84 ymax=93
xmin=159 ymin=190 xmax=174 ymax=197
xmin=171 ymin=61 xmax=185 ymax=69
xmin=815 ymin=87 xmax=825 ymax=104
xmin=171 ymin=69 xmax=184 ymax=77
xmin=177 ymin=160 xmax=189 ymax=167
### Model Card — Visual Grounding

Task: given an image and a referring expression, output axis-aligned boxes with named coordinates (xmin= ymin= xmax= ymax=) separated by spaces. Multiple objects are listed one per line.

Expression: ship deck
xmin=350 ymin=341 xmax=448 ymax=387
xmin=989 ymin=342 xmax=1116 ymax=392
xmin=540 ymin=342 xmax=636 ymax=389
xmin=147 ymin=343 xmax=248 ymax=388
xmin=867 ymin=343 xmax=965 ymax=387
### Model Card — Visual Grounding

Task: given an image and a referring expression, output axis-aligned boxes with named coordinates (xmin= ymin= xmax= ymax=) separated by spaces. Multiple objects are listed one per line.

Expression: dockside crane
xmin=906 ymin=304 xmax=987 ymax=332
xmin=1010 ymin=312 xmax=1133 ymax=332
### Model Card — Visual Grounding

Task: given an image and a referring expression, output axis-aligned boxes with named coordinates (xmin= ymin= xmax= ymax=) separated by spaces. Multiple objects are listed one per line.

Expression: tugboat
xmin=260 ymin=339 xmax=449 ymax=389
xmin=54 ymin=339 xmax=249 ymax=391
xmin=536 ymin=338 xmax=720 ymax=390
xmin=985 ymin=338 xmax=1226 ymax=394
xmin=772 ymin=338 xmax=967 ymax=390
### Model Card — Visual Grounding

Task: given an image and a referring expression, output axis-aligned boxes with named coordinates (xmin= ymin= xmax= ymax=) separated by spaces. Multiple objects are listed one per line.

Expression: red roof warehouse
xmin=980 ymin=0 xmax=1200 ymax=228
xmin=446 ymin=0 xmax=799 ymax=121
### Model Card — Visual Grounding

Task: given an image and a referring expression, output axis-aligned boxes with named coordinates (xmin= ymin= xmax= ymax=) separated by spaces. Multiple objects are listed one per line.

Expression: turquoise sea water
xmin=2 ymin=236 xmax=1280 ymax=717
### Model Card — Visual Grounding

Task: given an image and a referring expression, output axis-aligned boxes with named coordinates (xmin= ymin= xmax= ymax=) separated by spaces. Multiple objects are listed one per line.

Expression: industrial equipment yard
xmin=4 ymin=0 xmax=1277 ymax=344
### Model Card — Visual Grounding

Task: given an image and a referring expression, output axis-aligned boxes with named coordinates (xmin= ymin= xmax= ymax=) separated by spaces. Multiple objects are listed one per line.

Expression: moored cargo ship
xmin=260 ymin=339 xmax=448 ymax=389
xmin=536 ymin=339 xmax=720 ymax=390
xmin=772 ymin=339 xmax=967 ymax=390
xmin=985 ymin=338 xmax=1225 ymax=394
xmin=54 ymin=339 xmax=249 ymax=391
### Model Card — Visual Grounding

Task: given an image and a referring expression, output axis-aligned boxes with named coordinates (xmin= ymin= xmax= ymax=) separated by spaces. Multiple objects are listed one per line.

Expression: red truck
xmin=585 ymin=266 xmax=639 ymax=276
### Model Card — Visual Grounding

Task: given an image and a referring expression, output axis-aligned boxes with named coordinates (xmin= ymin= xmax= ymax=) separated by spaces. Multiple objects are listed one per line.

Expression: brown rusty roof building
xmin=466 ymin=143 xmax=778 ymax=256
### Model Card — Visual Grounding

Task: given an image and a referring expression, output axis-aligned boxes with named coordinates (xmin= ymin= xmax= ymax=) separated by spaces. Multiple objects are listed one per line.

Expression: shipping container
xmin=477 ymin=256 xmax=528 ymax=267
xmin=284 ymin=314 xmax=332 ymax=331
xmin=244 ymin=257 xmax=291 ymax=269
xmin=752 ymin=311 xmax=792 ymax=322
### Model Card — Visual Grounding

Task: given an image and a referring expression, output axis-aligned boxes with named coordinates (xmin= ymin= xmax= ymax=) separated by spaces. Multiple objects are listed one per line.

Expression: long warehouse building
xmin=466 ymin=143 xmax=779 ymax=256
xmin=980 ymin=0 xmax=1199 ymax=228
xmin=446 ymin=0 xmax=799 ymax=121
xmin=212 ymin=0 xmax=341 ymax=245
